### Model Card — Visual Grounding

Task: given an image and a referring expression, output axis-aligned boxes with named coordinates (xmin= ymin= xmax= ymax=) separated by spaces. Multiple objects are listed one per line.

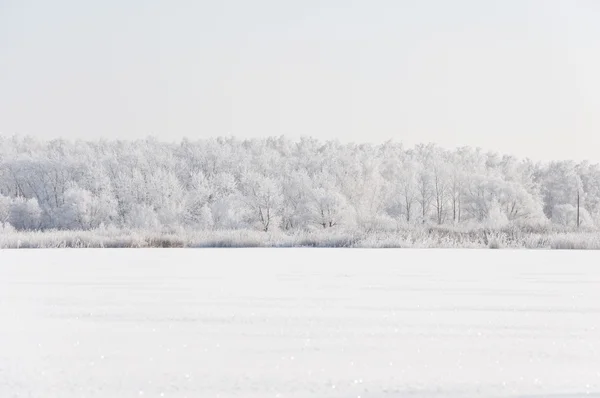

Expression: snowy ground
xmin=1 ymin=249 xmax=600 ymax=398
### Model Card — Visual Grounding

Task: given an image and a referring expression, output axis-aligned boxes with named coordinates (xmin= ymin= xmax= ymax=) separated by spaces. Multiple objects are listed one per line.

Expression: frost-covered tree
xmin=239 ymin=172 xmax=282 ymax=232
xmin=183 ymin=171 xmax=213 ymax=227
xmin=539 ymin=161 xmax=583 ymax=223
xmin=1 ymin=135 xmax=600 ymax=233
xmin=306 ymin=188 xmax=353 ymax=229
xmin=432 ymin=154 xmax=450 ymax=225
xmin=60 ymin=186 xmax=117 ymax=229
xmin=280 ymin=170 xmax=312 ymax=230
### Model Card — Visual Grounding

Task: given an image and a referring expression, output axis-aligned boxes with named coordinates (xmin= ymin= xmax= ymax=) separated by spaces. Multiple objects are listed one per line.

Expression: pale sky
xmin=1 ymin=0 xmax=600 ymax=161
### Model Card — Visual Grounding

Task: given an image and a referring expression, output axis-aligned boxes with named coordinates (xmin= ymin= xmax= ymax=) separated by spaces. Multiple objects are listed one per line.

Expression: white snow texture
xmin=1 ymin=249 xmax=599 ymax=397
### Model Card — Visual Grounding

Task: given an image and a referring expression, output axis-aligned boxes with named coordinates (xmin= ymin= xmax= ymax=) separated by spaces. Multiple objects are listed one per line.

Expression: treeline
xmin=0 ymin=135 xmax=598 ymax=233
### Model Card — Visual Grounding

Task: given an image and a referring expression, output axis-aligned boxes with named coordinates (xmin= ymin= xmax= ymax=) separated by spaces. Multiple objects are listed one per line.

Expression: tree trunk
xmin=452 ymin=197 xmax=456 ymax=223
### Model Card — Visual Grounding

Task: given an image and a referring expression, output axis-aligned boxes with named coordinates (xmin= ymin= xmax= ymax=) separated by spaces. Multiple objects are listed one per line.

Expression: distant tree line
xmin=0 ymin=135 xmax=598 ymax=232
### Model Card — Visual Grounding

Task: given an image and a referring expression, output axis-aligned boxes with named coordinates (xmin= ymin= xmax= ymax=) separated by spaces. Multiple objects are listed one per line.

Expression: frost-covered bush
xmin=210 ymin=197 xmax=242 ymax=230
xmin=9 ymin=197 xmax=42 ymax=230
xmin=125 ymin=204 xmax=161 ymax=230
xmin=551 ymin=204 xmax=594 ymax=228
xmin=60 ymin=186 xmax=117 ymax=229
xmin=485 ymin=200 xmax=509 ymax=229
xmin=0 ymin=222 xmax=15 ymax=234
xmin=0 ymin=195 xmax=11 ymax=224
xmin=0 ymin=226 xmax=599 ymax=249
xmin=60 ymin=187 xmax=93 ymax=229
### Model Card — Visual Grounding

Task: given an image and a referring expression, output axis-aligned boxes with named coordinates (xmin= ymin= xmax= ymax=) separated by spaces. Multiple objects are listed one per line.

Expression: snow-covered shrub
xmin=0 ymin=222 xmax=15 ymax=234
xmin=0 ymin=195 xmax=11 ymax=223
xmin=358 ymin=214 xmax=397 ymax=233
xmin=196 ymin=204 xmax=214 ymax=229
xmin=210 ymin=197 xmax=242 ymax=230
xmin=60 ymin=186 xmax=118 ymax=229
xmin=125 ymin=203 xmax=161 ymax=230
xmin=9 ymin=197 xmax=42 ymax=230
xmin=551 ymin=204 xmax=593 ymax=229
xmin=485 ymin=200 xmax=509 ymax=229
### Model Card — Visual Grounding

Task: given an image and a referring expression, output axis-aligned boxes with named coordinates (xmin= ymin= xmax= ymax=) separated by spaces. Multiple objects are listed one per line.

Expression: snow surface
xmin=1 ymin=249 xmax=600 ymax=398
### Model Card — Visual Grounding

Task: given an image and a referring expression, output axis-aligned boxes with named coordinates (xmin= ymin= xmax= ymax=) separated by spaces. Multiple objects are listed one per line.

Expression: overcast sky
xmin=1 ymin=0 xmax=600 ymax=161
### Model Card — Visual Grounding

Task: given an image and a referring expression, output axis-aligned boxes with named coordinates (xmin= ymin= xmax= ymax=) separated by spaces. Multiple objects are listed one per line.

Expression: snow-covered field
xmin=1 ymin=249 xmax=600 ymax=398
